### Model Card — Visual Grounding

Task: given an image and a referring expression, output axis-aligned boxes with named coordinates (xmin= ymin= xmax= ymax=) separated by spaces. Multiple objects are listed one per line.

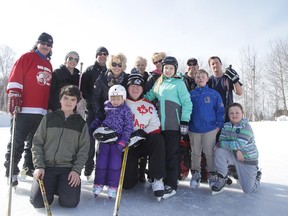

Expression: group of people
xmin=4 ymin=32 xmax=261 ymax=210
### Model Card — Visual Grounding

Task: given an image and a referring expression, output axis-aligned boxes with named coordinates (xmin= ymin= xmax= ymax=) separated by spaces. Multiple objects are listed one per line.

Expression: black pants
xmin=4 ymin=113 xmax=43 ymax=176
xmin=84 ymin=108 xmax=96 ymax=172
xmin=123 ymin=133 xmax=166 ymax=189
xmin=30 ymin=167 xmax=81 ymax=208
xmin=162 ymin=130 xmax=180 ymax=190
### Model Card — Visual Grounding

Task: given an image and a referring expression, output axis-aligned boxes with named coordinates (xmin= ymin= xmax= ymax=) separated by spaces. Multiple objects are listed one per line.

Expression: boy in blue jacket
xmin=188 ymin=69 xmax=225 ymax=189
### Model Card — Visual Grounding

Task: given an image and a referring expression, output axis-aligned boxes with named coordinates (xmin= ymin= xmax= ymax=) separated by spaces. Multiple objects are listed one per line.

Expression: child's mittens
xmin=117 ymin=141 xmax=126 ymax=153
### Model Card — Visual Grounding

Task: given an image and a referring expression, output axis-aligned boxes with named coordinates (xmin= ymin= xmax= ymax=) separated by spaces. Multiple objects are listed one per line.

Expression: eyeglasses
xmin=68 ymin=56 xmax=79 ymax=63
xmin=153 ymin=59 xmax=162 ymax=65
xmin=98 ymin=52 xmax=108 ymax=56
xmin=40 ymin=41 xmax=52 ymax=47
xmin=111 ymin=62 xmax=122 ymax=68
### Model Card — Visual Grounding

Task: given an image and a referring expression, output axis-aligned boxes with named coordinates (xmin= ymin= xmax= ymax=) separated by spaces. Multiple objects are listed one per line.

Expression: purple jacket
xmin=90 ymin=101 xmax=134 ymax=146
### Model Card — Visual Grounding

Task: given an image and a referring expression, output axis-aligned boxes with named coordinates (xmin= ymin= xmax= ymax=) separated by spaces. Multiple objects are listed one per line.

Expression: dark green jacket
xmin=32 ymin=110 xmax=89 ymax=174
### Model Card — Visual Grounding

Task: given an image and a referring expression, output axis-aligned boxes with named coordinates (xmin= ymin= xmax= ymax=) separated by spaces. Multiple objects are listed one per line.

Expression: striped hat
xmin=127 ymin=73 xmax=145 ymax=88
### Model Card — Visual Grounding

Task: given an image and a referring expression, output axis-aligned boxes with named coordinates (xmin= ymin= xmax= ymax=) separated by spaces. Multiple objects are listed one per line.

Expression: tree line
xmin=1 ymin=37 xmax=288 ymax=121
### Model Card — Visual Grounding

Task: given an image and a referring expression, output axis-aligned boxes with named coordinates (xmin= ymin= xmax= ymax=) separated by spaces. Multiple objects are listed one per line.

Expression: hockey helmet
xmin=161 ymin=56 xmax=178 ymax=73
xmin=108 ymin=85 xmax=127 ymax=101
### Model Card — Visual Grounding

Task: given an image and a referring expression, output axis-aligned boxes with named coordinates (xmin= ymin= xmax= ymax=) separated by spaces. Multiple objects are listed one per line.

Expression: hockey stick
xmin=7 ymin=106 xmax=19 ymax=216
xmin=113 ymin=146 xmax=129 ymax=216
xmin=76 ymin=62 xmax=86 ymax=119
xmin=38 ymin=179 xmax=52 ymax=216
xmin=79 ymin=62 xmax=83 ymax=89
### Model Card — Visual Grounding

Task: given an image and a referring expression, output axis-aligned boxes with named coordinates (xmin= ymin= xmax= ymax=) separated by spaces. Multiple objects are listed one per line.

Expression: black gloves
xmin=225 ymin=65 xmax=240 ymax=84
xmin=128 ymin=129 xmax=147 ymax=148
xmin=180 ymin=121 xmax=189 ymax=135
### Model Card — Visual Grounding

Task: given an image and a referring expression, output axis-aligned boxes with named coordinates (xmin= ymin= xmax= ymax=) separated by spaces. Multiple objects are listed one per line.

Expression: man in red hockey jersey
xmin=4 ymin=32 xmax=54 ymax=186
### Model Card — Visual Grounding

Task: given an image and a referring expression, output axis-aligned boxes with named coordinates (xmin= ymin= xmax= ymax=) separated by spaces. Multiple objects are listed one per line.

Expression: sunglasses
xmin=188 ymin=63 xmax=197 ymax=66
xmin=68 ymin=56 xmax=79 ymax=63
xmin=111 ymin=62 xmax=122 ymax=68
xmin=153 ymin=59 xmax=162 ymax=65
xmin=98 ymin=52 xmax=108 ymax=56
xmin=40 ymin=41 xmax=52 ymax=47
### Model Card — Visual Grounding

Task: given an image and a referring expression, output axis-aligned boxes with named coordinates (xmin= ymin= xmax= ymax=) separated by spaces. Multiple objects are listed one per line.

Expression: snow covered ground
xmin=0 ymin=114 xmax=287 ymax=215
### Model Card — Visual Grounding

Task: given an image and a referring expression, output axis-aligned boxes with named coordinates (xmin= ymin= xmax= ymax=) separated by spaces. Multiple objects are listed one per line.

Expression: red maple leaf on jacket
xmin=137 ymin=104 xmax=148 ymax=115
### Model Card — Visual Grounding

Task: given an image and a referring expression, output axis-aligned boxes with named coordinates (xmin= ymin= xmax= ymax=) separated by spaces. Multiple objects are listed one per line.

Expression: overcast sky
xmin=1 ymin=0 xmax=288 ymax=72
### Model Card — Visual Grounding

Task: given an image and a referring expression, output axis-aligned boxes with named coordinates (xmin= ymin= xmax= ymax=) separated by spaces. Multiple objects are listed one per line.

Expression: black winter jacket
xmin=80 ymin=62 xmax=106 ymax=110
xmin=49 ymin=65 xmax=80 ymax=111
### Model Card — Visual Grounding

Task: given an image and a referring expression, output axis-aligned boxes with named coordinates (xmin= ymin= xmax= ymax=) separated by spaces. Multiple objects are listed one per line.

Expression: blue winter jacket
xmin=188 ymin=85 xmax=225 ymax=133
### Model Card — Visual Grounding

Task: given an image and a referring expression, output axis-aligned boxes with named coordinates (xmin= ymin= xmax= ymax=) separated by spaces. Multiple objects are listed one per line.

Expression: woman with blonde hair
xmin=131 ymin=56 xmax=149 ymax=83
xmin=145 ymin=52 xmax=166 ymax=92
xmin=92 ymin=53 xmax=129 ymax=121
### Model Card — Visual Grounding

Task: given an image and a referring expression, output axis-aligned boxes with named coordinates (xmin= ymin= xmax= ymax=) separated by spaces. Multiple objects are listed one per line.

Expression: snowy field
xmin=0 ymin=112 xmax=288 ymax=216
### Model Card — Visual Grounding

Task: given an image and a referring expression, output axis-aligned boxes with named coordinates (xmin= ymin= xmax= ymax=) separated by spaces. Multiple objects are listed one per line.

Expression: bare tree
xmin=239 ymin=46 xmax=264 ymax=121
xmin=265 ymin=38 xmax=288 ymax=116
xmin=0 ymin=45 xmax=15 ymax=111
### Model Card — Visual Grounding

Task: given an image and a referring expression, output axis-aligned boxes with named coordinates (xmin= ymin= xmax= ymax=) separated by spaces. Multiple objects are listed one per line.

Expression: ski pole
xmin=7 ymin=106 xmax=19 ymax=216
xmin=38 ymin=179 xmax=52 ymax=216
xmin=113 ymin=146 xmax=129 ymax=216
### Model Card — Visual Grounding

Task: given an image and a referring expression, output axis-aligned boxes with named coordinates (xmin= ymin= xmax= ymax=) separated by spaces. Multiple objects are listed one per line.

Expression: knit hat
xmin=38 ymin=32 xmax=53 ymax=45
xmin=65 ymin=51 xmax=79 ymax=61
xmin=96 ymin=46 xmax=109 ymax=57
xmin=127 ymin=73 xmax=145 ymax=88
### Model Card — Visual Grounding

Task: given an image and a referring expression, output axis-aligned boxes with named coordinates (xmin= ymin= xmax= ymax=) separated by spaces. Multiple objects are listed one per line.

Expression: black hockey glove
xmin=224 ymin=65 xmax=240 ymax=84
xmin=180 ymin=121 xmax=189 ymax=135
xmin=93 ymin=127 xmax=118 ymax=143
xmin=128 ymin=129 xmax=147 ymax=148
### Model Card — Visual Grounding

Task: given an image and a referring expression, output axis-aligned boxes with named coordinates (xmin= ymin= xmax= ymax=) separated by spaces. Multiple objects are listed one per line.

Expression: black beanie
xmin=96 ymin=46 xmax=109 ymax=57
xmin=38 ymin=32 xmax=53 ymax=45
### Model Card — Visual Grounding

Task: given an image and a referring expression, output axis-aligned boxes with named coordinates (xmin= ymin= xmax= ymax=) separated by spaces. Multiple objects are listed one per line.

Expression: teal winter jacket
xmin=145 ymin=76 xmax=192 ymax=131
